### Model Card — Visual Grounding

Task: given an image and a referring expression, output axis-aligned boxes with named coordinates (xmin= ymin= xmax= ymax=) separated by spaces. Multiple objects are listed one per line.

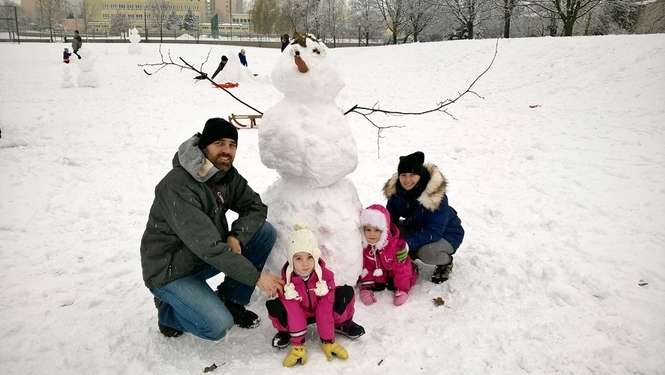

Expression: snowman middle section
xmin=259 ymin=98 xmax=357 ymax=187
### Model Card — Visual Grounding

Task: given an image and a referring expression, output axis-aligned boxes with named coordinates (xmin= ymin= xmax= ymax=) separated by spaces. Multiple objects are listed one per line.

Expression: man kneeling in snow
xmin=140 ymin=118 xmax=284 ymax=339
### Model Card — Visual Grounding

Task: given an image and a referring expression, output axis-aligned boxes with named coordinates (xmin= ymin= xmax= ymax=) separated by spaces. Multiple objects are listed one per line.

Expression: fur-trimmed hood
xmin=383 ymin=163 xmax=448 ymax=211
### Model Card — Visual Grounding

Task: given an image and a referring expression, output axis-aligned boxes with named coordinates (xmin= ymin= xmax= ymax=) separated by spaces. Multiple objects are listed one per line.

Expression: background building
xmin=84 ymin=0 xmax=207 ymax=35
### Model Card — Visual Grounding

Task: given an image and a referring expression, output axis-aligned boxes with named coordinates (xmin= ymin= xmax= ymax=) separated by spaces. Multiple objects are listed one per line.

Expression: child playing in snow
xmin=238 ymin=49 xmax=248 ymax=67
xmin=357 ymin=204 xmax=418 ymax=306
xmin=265 ymin=224 xmax=365 ymax=368
xmin=63 ymin=48 xmax=71 ymax=64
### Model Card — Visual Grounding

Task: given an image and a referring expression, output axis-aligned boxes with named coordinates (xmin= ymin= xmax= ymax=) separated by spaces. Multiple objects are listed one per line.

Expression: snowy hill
xmin=1 ymin=35 xmax=664 ymax=374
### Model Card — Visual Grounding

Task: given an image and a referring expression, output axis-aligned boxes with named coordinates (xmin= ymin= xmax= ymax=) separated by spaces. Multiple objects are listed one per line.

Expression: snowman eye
xmin=313 ymin=48 xmax=320 ymax=55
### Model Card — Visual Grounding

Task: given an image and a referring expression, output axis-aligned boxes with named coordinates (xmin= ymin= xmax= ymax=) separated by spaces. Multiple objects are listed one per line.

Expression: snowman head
xmin=271 ymin=33 xmax=343 ymax=102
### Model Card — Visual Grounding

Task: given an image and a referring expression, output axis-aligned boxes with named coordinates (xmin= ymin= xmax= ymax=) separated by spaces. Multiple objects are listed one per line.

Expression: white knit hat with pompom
xmin=283 ymin=224 xmax=329 ymax=300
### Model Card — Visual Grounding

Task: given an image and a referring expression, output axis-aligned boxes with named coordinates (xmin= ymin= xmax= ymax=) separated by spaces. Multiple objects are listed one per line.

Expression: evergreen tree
xmin=183 ymin=8 xmax=197 ymax=31
xmin=166 ymin=11 xmax=181 ymax=38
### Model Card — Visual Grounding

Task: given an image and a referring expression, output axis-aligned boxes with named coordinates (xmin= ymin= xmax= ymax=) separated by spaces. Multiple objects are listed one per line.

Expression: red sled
xmin=212 ymin=82 xmax=239 ymax=89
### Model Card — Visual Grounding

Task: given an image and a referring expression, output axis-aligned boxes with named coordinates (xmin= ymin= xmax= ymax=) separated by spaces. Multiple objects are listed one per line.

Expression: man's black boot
xmin=224 ymin=299 xmax=261 ymax=329
xmin=158 ymin=323 xmax=183 ymax=338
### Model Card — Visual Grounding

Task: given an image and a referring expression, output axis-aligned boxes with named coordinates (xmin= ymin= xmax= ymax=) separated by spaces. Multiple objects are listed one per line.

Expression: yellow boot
xmin=283 ymin=345 xmax=307 ymax=367
xmin=321 ymin=342 xmax=348 ymax=361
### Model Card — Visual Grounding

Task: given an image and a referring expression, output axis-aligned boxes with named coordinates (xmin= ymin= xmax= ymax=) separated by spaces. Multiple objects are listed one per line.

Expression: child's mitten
xmin=283 ymin=345 xmax=307 ymax=367
xmin=321 ymin=342 xmax=348 ymax=361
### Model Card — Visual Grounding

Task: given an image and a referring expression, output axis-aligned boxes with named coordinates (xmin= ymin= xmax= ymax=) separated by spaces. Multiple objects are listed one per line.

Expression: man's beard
xmin=213 ymin=155 xmax=233 ymax=171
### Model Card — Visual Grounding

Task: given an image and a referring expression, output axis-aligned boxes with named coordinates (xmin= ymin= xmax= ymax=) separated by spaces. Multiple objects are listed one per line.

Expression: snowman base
xmin=263 ymin=177 xmax=363 ymax=286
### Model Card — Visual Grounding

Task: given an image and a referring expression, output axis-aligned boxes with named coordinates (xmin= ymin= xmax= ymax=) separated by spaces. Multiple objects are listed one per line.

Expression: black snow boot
xmin=271 ymin=331 xmax=290 ymax=349
xmin=224 ymin=299 xmax=261 ymax=329
xmin=158 ymin=323 xmax=183 ymax=338
xmin=335 ymin=320 xmax=365 ymax=340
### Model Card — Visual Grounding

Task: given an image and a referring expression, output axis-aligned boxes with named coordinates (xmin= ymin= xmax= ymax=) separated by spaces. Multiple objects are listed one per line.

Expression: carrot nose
xmin=294 ymin=54 xmax=309 ymax=73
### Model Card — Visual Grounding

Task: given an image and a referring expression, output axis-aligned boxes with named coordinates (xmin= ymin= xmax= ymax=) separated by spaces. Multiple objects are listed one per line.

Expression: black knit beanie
xmin=198 ymin=118 xmax=238 ymax=149
xmin=398 ymin=151 xmax=425 ymax=175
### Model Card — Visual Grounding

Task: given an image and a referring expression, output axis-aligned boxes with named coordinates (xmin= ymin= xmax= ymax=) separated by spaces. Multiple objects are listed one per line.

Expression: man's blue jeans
xmin=150 ymin=222 xmax=276 ymax=340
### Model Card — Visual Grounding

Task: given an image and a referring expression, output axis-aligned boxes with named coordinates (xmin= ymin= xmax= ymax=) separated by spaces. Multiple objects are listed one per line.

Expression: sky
xmin=0 ymin=34 xmax=664 ymax=374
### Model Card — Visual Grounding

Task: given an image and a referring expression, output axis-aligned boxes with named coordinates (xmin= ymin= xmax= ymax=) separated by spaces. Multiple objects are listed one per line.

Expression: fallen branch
xmin=137 ymin=45 xmax=263 ymax=115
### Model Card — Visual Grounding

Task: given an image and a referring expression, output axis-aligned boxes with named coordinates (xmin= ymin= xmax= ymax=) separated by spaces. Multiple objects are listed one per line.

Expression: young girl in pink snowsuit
xmin=266 ymin=225 xmax=365 ymax=367
xmin=358 ymin=204 xmax=417 ymax=306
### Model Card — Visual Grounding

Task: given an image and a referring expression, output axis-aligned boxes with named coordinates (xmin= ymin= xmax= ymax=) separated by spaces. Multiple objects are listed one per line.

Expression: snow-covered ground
xmin=1 ymin=35 xmax=664 ymax=374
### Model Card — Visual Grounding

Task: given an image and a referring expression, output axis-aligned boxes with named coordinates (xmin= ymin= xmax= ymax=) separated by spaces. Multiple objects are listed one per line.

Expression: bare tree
xmin=438 ymin=0 xmax=493 ymax=39
xmin=109 ymin=13 xmax=129 ymax=38
xmin=37 ymin=0 xmax=63 ymax=42
xmin=634 ymin=0 xmax=665 ymax=33
xmin=320 ymin=0 xmax=345 ymax=46
xmin=350 ymin=0 xmax=382 ymax=45
xmin=375 ymin=0 xmax=406 ymax=44
xmin=148 ymin=0 xmax=170 ymax=42
xmin=81 ymin=0 xmax=100 ymax=38
xmin=250 ymin=0 xmax=280 ymax=34
xmin=528 ymin=0 xmax=603 ymax=36
xmin=278 ymin=0 xmax=309 ymax=33
xmin=494 ymin=0 xmax=521 ymax=37
xmin=405 ymin=0 xmax=437 ymax=42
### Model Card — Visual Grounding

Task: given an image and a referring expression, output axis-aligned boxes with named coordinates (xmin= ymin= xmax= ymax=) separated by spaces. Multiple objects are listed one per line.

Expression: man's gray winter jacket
xmin=140 ymin=135 xmax=267 ymax=289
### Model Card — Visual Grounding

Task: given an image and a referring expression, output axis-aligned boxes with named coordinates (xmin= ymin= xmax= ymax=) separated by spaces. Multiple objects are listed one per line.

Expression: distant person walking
xmin=280 ymin=33 xmax=290 ymax=52
xmin=238 ymin=49 xmax=248 ymax=67
xmin=72 ymin=30 xmax=82 ymax=59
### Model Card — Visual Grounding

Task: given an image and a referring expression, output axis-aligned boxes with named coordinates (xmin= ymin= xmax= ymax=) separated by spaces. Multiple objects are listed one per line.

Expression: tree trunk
xmin=563 ymin=17 xmax=575 ymax=36
xmin=548 ymin=13 xmax=558 ymax=36
xmin=392 ymin=31 xmax=397 ymax=44
xmin=584 ymin=12 xmax=592 ymax=35
xmin=467 ymin=21 xmax=474 ymax=39
xmin=503 ymin=8 xmax=512 ymax=38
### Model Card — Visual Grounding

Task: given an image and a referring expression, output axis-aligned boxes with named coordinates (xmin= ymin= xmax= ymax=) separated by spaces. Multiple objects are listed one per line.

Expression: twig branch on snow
xmin=138 ymin=45 xmax=263 ymax=115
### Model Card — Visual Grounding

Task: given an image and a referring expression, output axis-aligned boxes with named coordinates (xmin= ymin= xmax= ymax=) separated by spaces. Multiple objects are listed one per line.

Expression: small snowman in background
xmin=77 ymin=49 xmax=98 ymax=87
xmin=61 ymin=64 xmax=74 ymax=88
xmin=214 ymin=51 xmax=254 ymax=84
xmin=260 ymin=33 xmax=362 ymax=286
xmin=128 ymin=28 xmax=142 ymax=55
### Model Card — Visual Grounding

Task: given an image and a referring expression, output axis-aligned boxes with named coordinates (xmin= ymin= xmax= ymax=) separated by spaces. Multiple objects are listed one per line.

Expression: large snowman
xmin=259 ymin=34 xmax=362 ymax=285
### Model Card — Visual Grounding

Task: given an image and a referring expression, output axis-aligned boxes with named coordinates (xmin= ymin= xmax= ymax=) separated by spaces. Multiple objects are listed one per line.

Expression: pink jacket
xmin=358 ymin=204 xmax=415 ymax=292
xmin=278 ymin=259 xmax=336 ymax=344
